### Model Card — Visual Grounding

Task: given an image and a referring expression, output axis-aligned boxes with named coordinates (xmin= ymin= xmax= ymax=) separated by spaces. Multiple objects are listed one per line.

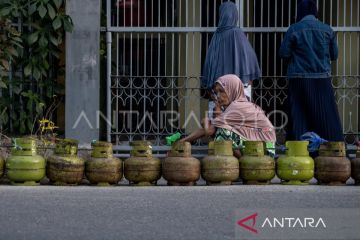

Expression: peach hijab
xmin=211 ymin=74 xmax=276 ymax=142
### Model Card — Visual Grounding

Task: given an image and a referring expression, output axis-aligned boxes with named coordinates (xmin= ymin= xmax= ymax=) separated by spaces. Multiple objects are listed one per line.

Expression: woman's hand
xmin=213 ymin=102 xmax=222 ymax=118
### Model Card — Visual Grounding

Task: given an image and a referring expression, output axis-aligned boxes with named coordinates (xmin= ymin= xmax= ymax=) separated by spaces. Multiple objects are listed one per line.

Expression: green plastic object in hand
xmin=166 ymin=132 xmax=181 ymax=146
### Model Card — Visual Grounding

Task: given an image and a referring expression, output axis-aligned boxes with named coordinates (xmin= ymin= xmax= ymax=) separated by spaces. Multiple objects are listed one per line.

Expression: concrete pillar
xmin=65 ymin=0 xmax=100 ymax=143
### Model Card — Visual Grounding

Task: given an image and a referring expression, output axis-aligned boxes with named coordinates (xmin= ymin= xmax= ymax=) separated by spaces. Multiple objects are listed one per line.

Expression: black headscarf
xmin=296 ymin=0 xmax=319 ymax=22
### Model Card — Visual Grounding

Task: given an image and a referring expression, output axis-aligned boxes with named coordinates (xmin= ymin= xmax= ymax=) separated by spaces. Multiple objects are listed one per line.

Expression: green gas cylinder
xmin=208 ymin=141 xmax=215 ymax=155
xmin=201 ymin=140 xmax=239 ymax=185
xmin=85 ymin=141 xmax=122 ymax=186
xmin=240 ymin=141 xmax=275 ymax=184
xmin=277 ymin=141 xmax=314 ymax=185
xmin=124 ymin=141 xmax=161 ymax=186
xmin=315 ymin=142 xmax=350 ymax=185
xmin=6 ymin=138 xmax=45 ymax=185
xmin=163 ymin=141 xmax=200 ymax=186
xmin=46 ymin=138 xmax=84 ymax=185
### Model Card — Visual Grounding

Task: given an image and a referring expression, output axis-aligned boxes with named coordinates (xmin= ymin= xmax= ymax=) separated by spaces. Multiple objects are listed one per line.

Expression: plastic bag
xmin=300 ymin=132 xmax=328 ymax=152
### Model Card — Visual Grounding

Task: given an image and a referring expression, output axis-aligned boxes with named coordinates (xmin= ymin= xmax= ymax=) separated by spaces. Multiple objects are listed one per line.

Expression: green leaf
xmin=0 ymin=80 xmax=7 ymax=89
xmin=41 ymin=50 xmax=48 ymax=58
xmin=40 ymin=67 xmax=47 ymax=77
xmin=39 ymin=35 xmax=48 ymax=47
xmin=0 ymin=59 xmax=10 ymax=70
xmin=38 ymin=4 xmax=47 ymax=18
xmin=12 ymin=9 xmax=19 ymax=18
xmin=21 ymin=91 xmax=30 ymax=98
xmin=28 ymin=32 xmax=39 ymax=45
xmin=0 ymin=7 xmax=11 ymax=16
xmin=56 ymin=36 xmax=62 ymax=45
xmin=12 ymin=85 xmax=22 ymax=95
xmin=28 ymin=3 xmax=37 ymax=15
xmin=13 ymin=37 xmax=23 ymax=42
xmin=7 ymin=47 xmax=18 ymax=57
xmin=43 ymin=60 xmax=50 ymax=70
xmin=24 ymin=64 xmax=32 ymax=76
xmin=33 ymin=67 xmax=41 ymax=80
xmin=63 ymin=16 xmax=74 ymax=32
xmin=53 ymin=0 xmax=62 ymax=9
xmin=52 ymin=17 xmax=62 ymax=30
xmin=36 ymin=102 xmax=45 ymax=114
xmin=51 ymin=50 xmax=59 ymax=58
xmin=49 ymin=35 xmax=58 ymax=46
xmin=47 ymin=3 xmax=56 ymax=19
xmin=0 ymin=112 xmax=9 ymax=126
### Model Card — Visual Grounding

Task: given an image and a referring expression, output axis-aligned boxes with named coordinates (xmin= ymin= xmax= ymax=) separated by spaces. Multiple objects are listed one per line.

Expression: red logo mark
xmin=237 ymin=213 xmax=258 ymax=234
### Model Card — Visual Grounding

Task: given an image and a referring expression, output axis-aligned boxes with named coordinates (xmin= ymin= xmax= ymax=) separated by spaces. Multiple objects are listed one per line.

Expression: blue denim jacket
xmin=279 ymin=15 xmax=338 ymax=78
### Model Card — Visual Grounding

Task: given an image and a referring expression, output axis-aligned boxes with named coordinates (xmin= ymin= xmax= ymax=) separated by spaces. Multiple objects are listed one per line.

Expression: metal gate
xmin=105 ymin=0 xmax=360 ymax=155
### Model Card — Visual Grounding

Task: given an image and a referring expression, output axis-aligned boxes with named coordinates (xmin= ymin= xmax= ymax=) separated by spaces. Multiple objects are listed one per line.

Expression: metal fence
xmin=105 ymin=0 xmax=360 ymax=153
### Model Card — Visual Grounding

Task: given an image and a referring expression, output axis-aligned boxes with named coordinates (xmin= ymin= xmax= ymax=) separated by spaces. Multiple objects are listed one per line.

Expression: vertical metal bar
xmin=131 ymin=0 xmax=133 ymax=27
xmin=260 ymin=0 xmax=263 ymax=76
xmin=350 ymin=0 xmax=353 ymax=26
xmin=343 ymin=0 xmax=346 ymax=27
xmin=178 ymin=2 xmax=181 ymax=77
xmin=106 ymin=0 xmax=112 ymax=142
xmin=266 ymin=0 xmax=270 ymax=79
xmin=253 ymin=0 xmax=256 ymax=28
xmin=192 ymin=1 xmax=195 ymax=68
xmin=342 ymin=30 xmax=346 ymax=135
xmin=143 ymin=0 xmax=147 ymax=138
xmin=165 ymin=0 xmax=168 ymax=27
xmin=316 ymin=0 xmax=319 ymax=13
xmin=213 ymin=0 xmax=217 ymax=27
xmin=136 ymin=36 xmax=139 ymax=75
xmin=193 ymin=0 xmax=195 ymax=27
xmin=330 ymin=0 xmax=333 ymax=25
xmin=336 ymin=0 xmax=339 ymax=75
xmin=238 ymin=0 xmax=244 ymax=27
xmin=172 ymin=0 xmax=175 ymax=77
xmin=349 ymin=0 xmax=352 ymax=75
xmin=130 ymin=32 xmax=133 ymax=76
xmin=115 ymin=0 xmax=120 ymax=144
xmin=150 ymin=0 xmax=153 ymax=76
xmin=106 ymin=0 xmax=111 ymax=27
xmin=158 ymin=0 xmax=160 ymax=27
xmin=156 ymin=0 xmax=161 ymax=143
xmin=157 ymin=35 xmax=161 ymax=143
xmin=281 ymin=0 xmax=284 ymax=27
xmin=356 ymin=1 xmax=360 ymax=141
xmin=267 ymin=0 xmax=270 ymax=27
xmin=247 ymin=0 xmax=249 ymax=27
xmin=288 ymin=0 xmax=291 ymax=25
xmin=323 ymin=0 xmax=325 ymax=23
xmin=185 ymin=0 xmax=189 ymax=131
xmin=171 ymin=0 xmax=175 ymax=126
xmin=199 ymin=0 xmax=203 ymax=80
xmin=358 ymin=0 xmax=360 ymax=77
xmin=106 ymin=31 xmax=112 ymax=142
xmin=275 ymin=0 xmax=277 ymax=76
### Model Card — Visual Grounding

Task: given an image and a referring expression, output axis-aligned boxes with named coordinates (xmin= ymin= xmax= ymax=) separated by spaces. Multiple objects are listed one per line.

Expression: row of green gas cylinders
xmin=0 ymin=138 xmax=359 ymax=186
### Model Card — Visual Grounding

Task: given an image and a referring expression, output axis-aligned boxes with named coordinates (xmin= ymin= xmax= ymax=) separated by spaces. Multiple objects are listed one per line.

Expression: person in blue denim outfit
xmin=279 ymin=0 xmax=343 ymax=141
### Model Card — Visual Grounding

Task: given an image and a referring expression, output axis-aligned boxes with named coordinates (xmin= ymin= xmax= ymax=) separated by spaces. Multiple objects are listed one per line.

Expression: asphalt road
xmin=0 ymin=179 xmax=359 ymax=240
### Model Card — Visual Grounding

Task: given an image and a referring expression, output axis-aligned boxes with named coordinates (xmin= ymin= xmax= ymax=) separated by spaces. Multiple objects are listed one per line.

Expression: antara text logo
xmin=237 ymin=213 xmax=327 ymax=234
